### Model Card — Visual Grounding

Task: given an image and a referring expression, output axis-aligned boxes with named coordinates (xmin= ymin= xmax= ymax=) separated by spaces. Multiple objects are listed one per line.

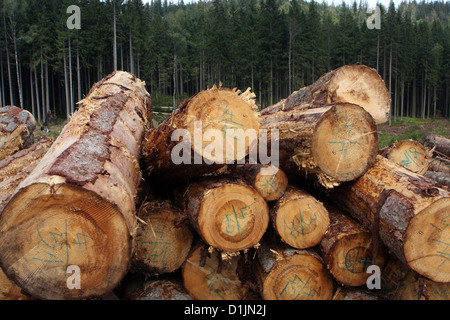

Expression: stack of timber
xmin=1 ymin=64 xmax=449 ymax=301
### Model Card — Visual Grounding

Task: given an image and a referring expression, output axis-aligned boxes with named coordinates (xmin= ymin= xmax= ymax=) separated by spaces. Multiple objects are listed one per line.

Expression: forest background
xmin=0 ymin=0 xmax=448 ymax=134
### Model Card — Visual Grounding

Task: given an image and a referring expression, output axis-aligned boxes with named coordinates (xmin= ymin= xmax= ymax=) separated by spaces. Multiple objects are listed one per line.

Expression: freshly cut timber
xmin=179 ymin=177 xmax=269 ymax=254
xmin=0 ymin=105 xmax=36 ymax=161
xmin=132 ymin=200 xmax=193 ymax=275
xmin=379 ymin=140 xmax=430 ymax=174
xmin=271 ymin=186 xmax=329 ymax=249
xmin=231 ymin=163 xmax=288 ymax=201
xmin=333 ymin=155 xmax=450 ymax=283
xmin=0 ymin=71 xmax=151 ymax=300
xmin=253 ymin=237 xmax=334 ymax=300
xmin=142 ymin=85 xmax=260 ymax=183
xmin=260 ymin=64 xmax=391 ymax=125
xmin=259 ymin=102 xmax=378 ymax=188
xmin=423 ymin=134 xmax=450 ymax=158
xmin=0 ymin=136 xmax=54 ymax=184
xmin=318 ymin=204 xmax=386 ymax=287
xmin=182 ymin=242 xmax=253 ymax=300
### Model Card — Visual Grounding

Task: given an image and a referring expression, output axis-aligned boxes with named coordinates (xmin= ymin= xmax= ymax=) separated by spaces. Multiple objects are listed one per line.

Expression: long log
xmin=179 ymin=177 xmax=269 ymax=254
xmin=271 ymin=186 xmax=329 ymax=250
xmin=142 ymin=85 xmax=260 ymax=183
xmin=428 ymin=156 xmax=450 ymax=173
xmin=379 ymin=140 xmax=430 ymax=175
xmin=259 ymin=102 xmax=378 ymax=188
xmin=425 ymin=171 xmax=450 ymax=189
xmin=132 ymin=199 xmax=193 ymax=276
xmin=0 ymin=136 xmax=54 ymax=184
xmin=260 ymin=64 xmax=391 ymax=125
xmin=0 ymin=71 xmax=151 ymax=300
xmin=0 ymin=105 xmax=36 ymax=161
xmin=423 ymin=134 xmax=450 ymax=158
xmin=182 ymin=242 xmax=253 ymax=300
xmin=253 ymin=236 xmax=334 ymax=300
xmin=132 ymin=279 xmax=193 ymax=300
xmin=318 ymin=204 xmax=386 ymax=287
xmin=332 ymin=155 xmax=450 ymax=283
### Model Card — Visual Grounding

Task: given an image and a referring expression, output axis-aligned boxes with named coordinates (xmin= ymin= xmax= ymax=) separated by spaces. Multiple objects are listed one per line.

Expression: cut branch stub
xmin=0 ymin=71 xmax=151 ymax=300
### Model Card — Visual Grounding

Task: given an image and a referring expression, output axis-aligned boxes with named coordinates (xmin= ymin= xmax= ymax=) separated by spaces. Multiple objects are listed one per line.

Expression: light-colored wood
xmin=253 ymin=238 xmax=333 ymax=300
xmin=182 ymin=242 xmax=252 ymax=300
xmin=260 ymin=64 xmax=391 ymax=125
xmin=132 ymin=200 xmax=193 ymax=275
xmin=259 ymin=102 xmax=378 ymax=188
xmin=271 ymin=186 xmax=329 ymax=249
xmin=0 ymin=267 xmax=29 ymax=300
xmin=0 ymin=105 xmax=36 ymax=161
xmin=0 ymin=71 xmax=151 ymax=300
xmin=380 ymin=140 xmax=430 ymax=174
xmin=333 ymin=155 xmax=450 ymax=283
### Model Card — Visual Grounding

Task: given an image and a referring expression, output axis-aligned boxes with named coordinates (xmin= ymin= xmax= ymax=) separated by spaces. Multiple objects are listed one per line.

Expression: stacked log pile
xmin=0 ymin=65 xmax=449 ymax=301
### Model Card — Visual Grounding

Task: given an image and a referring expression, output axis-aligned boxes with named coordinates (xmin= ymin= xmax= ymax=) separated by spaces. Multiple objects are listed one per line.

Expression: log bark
xmin=260 ymin=64 xmax=391 ymax=125
xmin=179 ymin=177 xmax=269 ymax=254
xmin=231 ymin=164 xmax=288 ymax=201
xmin=253 ymin=236 xmax=334 ymax=300
xmin=0 ymin=136 xmax=54 ymax=184
xmin=0 ymin=105 xmax=36 ymax=161
xmin=132 ymin=199 xmax=193 ymax=276
xmin=132 ymin=279 xmax=192 ymax=300
xmin=142 ymin=85 xmax=260 ymax=183
xmin=318 ymin=204 xmax=386 ymax=287
xmin=423 ymin=134 xmax=450 ymax=158
xmin=379 ymin=140 xmax=430 ymax=175
xmin=259 ymin=102 xmax=378 ymax=188
xmin=332 ymin=155 xmax=450 ymax=283
xmin=428 ymin=156 xmax=450 ymax=173
xmin=391 ymin=270 xmax=450 ymax=300
xmin=425 ymin=171 xmax=450 ymax=188
xmin=182 ymin=242 xmax=253 ymax=300
xmin=332 ymin=287 xmax=381 ymax=300
xmin=0 ymin=71 xmax=151 ymax=300
xmin=271 ymin=186 xmax=329 ymax=250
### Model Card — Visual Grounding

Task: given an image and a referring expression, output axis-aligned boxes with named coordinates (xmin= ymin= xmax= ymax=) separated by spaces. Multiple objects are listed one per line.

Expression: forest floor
xmin=377 ymin=117 xmax=450 ymax=148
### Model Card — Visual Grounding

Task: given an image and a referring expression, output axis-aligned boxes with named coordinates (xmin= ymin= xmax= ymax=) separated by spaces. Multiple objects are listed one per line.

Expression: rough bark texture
xmin=260 ymin=64 xmax=391 ymax=125
xmin=271 ymin=186 xmax=329 ymax=250
xmin=0 ymin=71 xmax=151 ymax=300
xmin=142 ymin=85 xmax=259 ymax=183
xmin=178 ymin=177 xmax=269 ymax=254
xmin=379 ymin=140 xmax=430 ymax=174
xmin=259 ymin=102 xmax=378 ymax=188
xmin=318 ymin=203 xmax=386 ymax=287
xmin=0 ymin=105 xmax=36 ymax=161
xmin=132 ymin=199 xmax=193 ymax=276
xmin=332 ymin=287 xmax=381 ymax=300
xmin=332 ymin=155 xmax=450 ymax=283
xmin=428 ymin=156 xmax=450 ymax=173
xmin=182 ymin=242 xmax=253 ymax=300
xmin=423 ymin=134 xmax=450 ymax=158
xmin=0 ymin=136 xmax=54 ymax=184
xmin=425 ymin=171 xmax=450 ymax=188
xmin=253 ymin=236 xmax=334 ymax=300
xmin=132 ymin=279 xmax=192 ymax=300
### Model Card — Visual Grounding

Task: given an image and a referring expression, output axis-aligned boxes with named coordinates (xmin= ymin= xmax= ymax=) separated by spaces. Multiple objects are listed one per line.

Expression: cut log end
xmin=252 ymin=167 xmax=288 ymax=201
xmin=0 ymin=183 xmax=131 ymax=300
xmin=310 ymin=103 xmax=378 ymax=184
xmin=404 ymin=197 xmax=450 ymax=283
xmin=326 ymin=64 xmax=391 ymax=125
xmin=381 ymin=140 xmax=430 ymax=174
xmin=197 ymin=184 xmax=269 ymax=253
xmin=261 ymin=253 xmax=333 ymax=300
xmin=273 ymin=188 xmax=329 ymax=249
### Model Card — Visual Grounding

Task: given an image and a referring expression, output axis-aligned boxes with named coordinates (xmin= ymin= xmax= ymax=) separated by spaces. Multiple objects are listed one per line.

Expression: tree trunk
xmin=424 ymin=171 xmax=450 ymax=188
xmin=182 ymin=241 xmax=253 ymax=300
xmin=0 ymin=105 xmax=36 ymax=161
xmin=379 ymin=140 xmax=430 ymax=175
xmin=271 ymin=186 xmax=329 ymax=250
xmin=259 ymin=102 xmax=378 ymax=188
xmin=178 ymin=177 xmax=269 ymax=254
xmin=132 ymin=199 xmax=193 ymax=276
xmin=260 ymin=64 xmax=391 ymax=125
xmin=131 ymin=279 xmax=192 ymax=300
xmin=253 ymin=236 xmax=334 ymax=300
xmin=0 ymin=71 xmax=151 ymax=300
xmin=423 ymin=134 xmax=450 ymax=159
xmin=427 ymin=157 xmax=450 ymax=174
xmin=332 ymin=155 xmax=450 ymax=283
xmin=142 ymin=85 xmax=260 ymax=183
xmin=318 ymin=203 xmax=386 ymax=287
xmin=0 ymin=136 xmax=53 ymax=184
xmin=332 ymin=287 xmax=381 ymax=300
xmin=230 ymin=163 xmax=288 ymax=201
